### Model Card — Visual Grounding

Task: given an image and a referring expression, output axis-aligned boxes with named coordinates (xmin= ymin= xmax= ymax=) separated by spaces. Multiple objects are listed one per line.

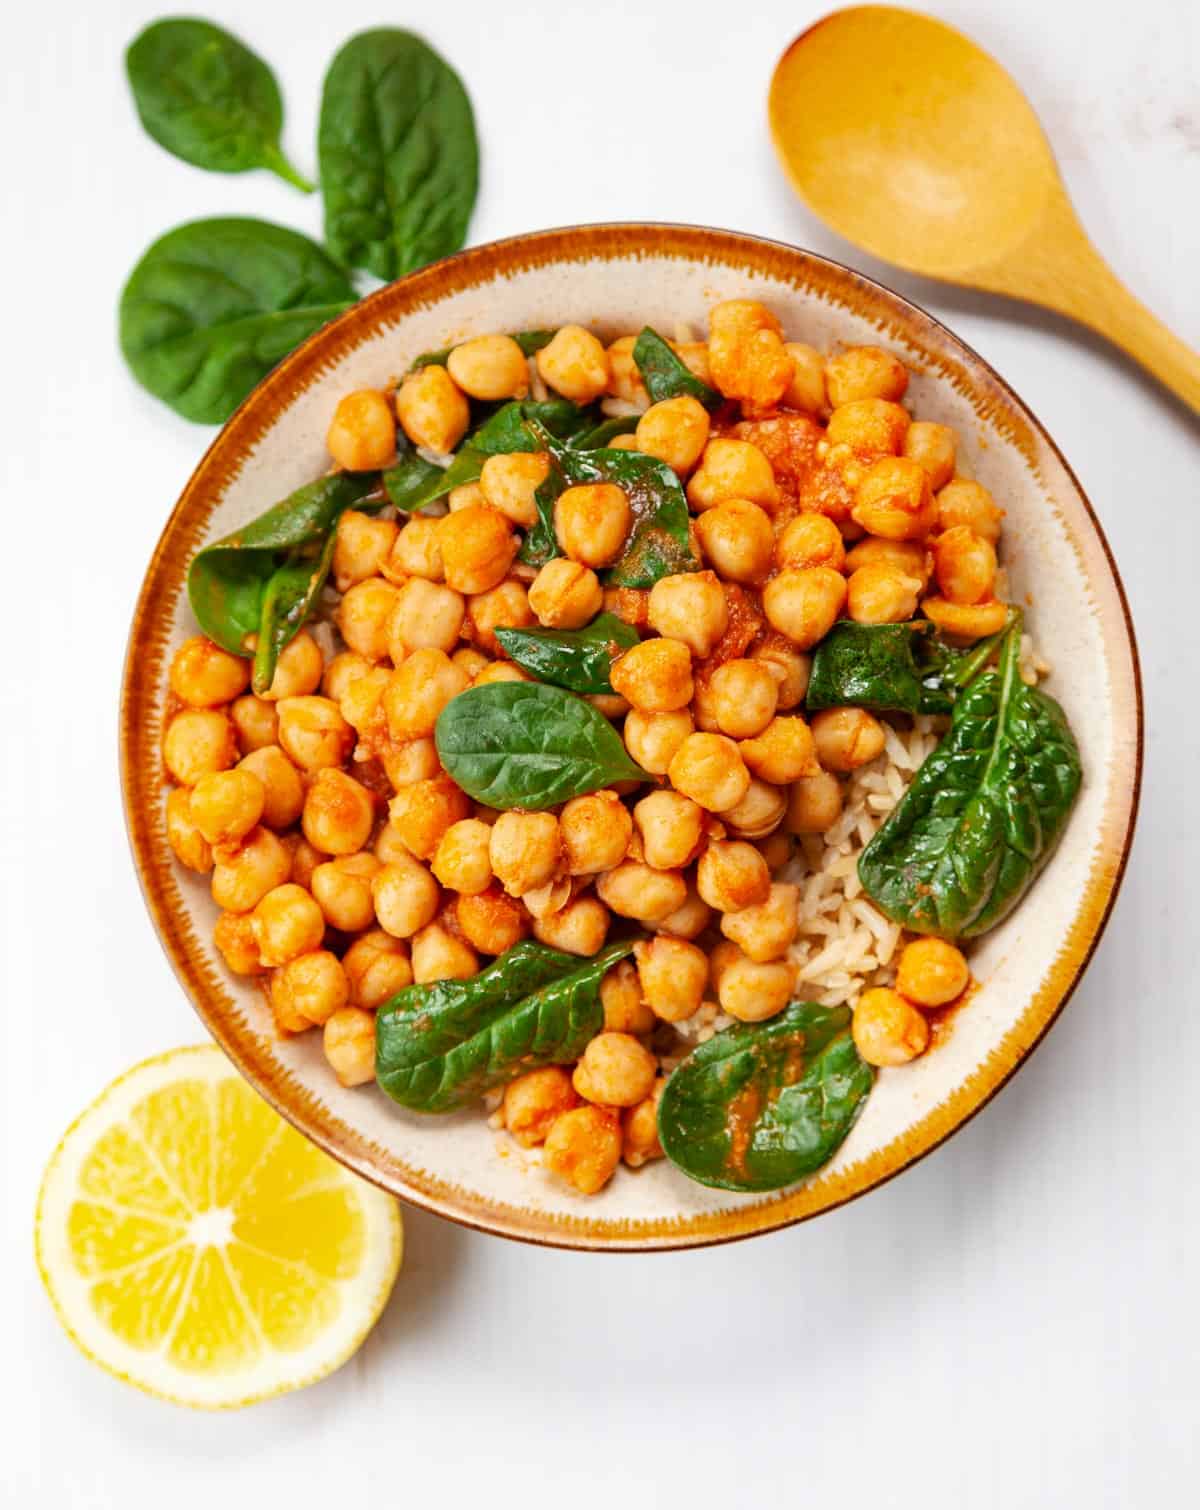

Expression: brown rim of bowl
xmin=120 ymin=222 xmax=1143 ymax=1252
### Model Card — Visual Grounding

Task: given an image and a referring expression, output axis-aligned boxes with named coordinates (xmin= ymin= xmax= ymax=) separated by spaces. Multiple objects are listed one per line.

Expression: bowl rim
xmin=120 ymin=221 xmax=1143 ymax=1252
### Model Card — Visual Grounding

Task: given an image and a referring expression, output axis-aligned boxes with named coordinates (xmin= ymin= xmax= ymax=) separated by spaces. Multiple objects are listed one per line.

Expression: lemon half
xmin=35 ymin=1045 xmax=402 ymax=1409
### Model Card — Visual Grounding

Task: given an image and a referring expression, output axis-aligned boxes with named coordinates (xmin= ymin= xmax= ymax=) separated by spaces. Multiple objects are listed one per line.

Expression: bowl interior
xmin=122 ymin=225 xmax=1140 ymax=1250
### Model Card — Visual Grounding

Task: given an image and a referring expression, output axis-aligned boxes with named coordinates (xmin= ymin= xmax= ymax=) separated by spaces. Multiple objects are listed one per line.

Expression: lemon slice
xmin=35 ymin=1045 xmax=402 ymax=1409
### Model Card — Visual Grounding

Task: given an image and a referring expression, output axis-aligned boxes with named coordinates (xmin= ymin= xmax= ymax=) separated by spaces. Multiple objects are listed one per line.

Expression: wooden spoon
xmin=769 ymin=5 xmax=1200 ymax=412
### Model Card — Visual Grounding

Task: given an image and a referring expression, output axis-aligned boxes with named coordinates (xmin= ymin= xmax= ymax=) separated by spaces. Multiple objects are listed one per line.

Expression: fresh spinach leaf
xmin=858 ymin=619 xmax=1083 ymax=938
xmin=119 ymin=218 xmax=356 ymax=424
xmin=376 ymin=939 xmax=636 ymax=1112
xmin=494 ymin=613 xmax=639 ymax=695
xmin=806 ymin=616 xmax=1017 ymax=715
xmin=568 ymin=415 xmax=640 ymax=450
xmin=382 ymin=431 xmax=447 ymax=512
xmin=125 ymin=18 xmax=313 ymax=191
xmin=658 ymin=1002 xmax=874 ymax=1192
xmin=633 ymin=326 xmax=722 ymax=410
xmin=318 ymin=29 xmax=478 ymax=280
xmin=435 ymin=682 xmax=646 ymax=809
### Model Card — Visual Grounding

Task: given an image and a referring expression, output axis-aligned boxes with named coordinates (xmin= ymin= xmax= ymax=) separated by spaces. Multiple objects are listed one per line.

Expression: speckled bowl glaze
xmin=122 ymin=224 xmax=1141 ymax=1251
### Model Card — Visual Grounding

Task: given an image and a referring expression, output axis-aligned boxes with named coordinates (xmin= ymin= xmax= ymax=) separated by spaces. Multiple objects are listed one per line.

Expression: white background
xmin=3 ymin=0 xmax=1198 ymax=1503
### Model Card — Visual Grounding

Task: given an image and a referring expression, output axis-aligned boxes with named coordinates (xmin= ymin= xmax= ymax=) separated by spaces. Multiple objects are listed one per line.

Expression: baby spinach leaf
xmin=376 ymin=939 xmax=636 ymax=1112
xmin=119 ymin=218 xmax=357 ymax=424
xmin=125 ymin=18 xmax=313 ymax=191
xmin=568 ymin=415 xmax=640 ymax=450
xmin=658 ymin=1002 xmax=874 ymax=1192
xmin=382 ymin=431 xmax=446 ymax=512
xmin=633 ymin=326 xmax=722 ymax=410
xmin=858 ymin=620 xmax=1083 ymax=939
xmin=318 ymin=29 xmax=478 ymax=280
xmin=494 ymin=613 xmax=639 ymax=695
xmin=436 ymin=682 xmax=646 ymax=809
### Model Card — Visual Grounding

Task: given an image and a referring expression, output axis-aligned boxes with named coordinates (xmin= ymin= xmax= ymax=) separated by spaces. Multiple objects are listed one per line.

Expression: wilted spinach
xmin=125 ymin=18 xmax=313 ymax=191
xmin=494 ymin=613 xmax=639 ymax=695
xmin=376 ymin=939 xmax=636 ymax=1112
xmin=858 ymin=620 xmax=1082 ymax=939
xmin=318 ymin=29 xmax=478 ymax=280
xmin=568 ymin=415 xmax=640 ymax=450
xmin=658 ymin=1002 xmax=874 ymax=1192
xmin=633 ymin=326 xmax=723 ymax=410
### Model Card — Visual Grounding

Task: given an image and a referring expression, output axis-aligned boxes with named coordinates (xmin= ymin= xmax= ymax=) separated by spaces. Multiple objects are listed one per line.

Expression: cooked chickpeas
xmin=438 ymin=506 xmax=517 ymax=595
xmin=211 ymin=826 xmax=291 ymax=913
xmin=169 ymin=636 xmax=251 ymax=708
xmin=633 ymin=789 xmax=704 ymax=870
xmin=783 ymin=342 xmax=828 ymax=414
xmin=610 ymin=637 xmax=694 ymax=713
xmin=383 ymin=649 xmax=469 ymax=741
xmin=379 ymin=736 xmax=441 ymax=790
xmin=502 ymin=1068 xmax=579 ymax=1148
xmin=342 ymin=929 xmax=412 ymax=1008
xmin=527 ymin=558 xmax=603 ymax=629
xmin=709 ymin=659 xmax=778 ymax=739
xmin=825 ymin=398 xmax=910 ymax=456
xmin=213 ymin=910 xmax=264 ymax=975
xmin=536 ymin=325 xmax=610 ymax=403
xmin=411 ymin=922 xmax=479 ymax=984
xmin=646 ymin=571 xmax=728 ymax=657
xmin=751 ymin=640 xmax=811 ymax=710
xmin=272 ymin=950 xmax=349 ymax=1029
xmin=903 ymin=421 xmax=957 ymax=490
xmin=259 ymin=629 xmax=324 ymax=701
xmin=596 ymin=861 xmax=687 ymax=923
xmin=600 ymin=959 xmax=656 ymax=1034
xmin=323 ymin=1008 xmax=377 ymax=1087
xmin=776 ymin=512 xmax=846 ymax=571
xmin=739 ymin=716 xmax=820 ymax=784
xmin=533 ymin=896 xmax=611 ymax=956
xmin=708 ymin=299 xmax=793 ymax=411
xmin=851 ymin=456 xmax=937 ymax=541
xmin=336 ymin=578 xmax=401 ymax=662
xmin=693 ymin=498 xmax=775 ymax=583
xmin=277 ymin=696 xmax=354 ymax=772
xmin=489 ymin=811 xmax=562 ymax=897
xmin=936 ymin=478 xmax=1003 ymax=543
xmin=573 ymin=1032 xmax=657 ymax=1108
xmin=622 ymin=707 xmax=693 ymax=776
xmin=164 ymin=709 xmax=236 ymax=786
xmin=605 ymin=334 xmax=649 ymax=404
xmin=386 ymin=775 xmax=470 ymax=861
xmin=722 ymin=778 xmax=787 ymax=840
xmin=453 ymin=886 xmax=529 ymax=955
xmin=932 ymin=525 xmax=997 ymax=605
xmin=623 ymin=1081 xmax=666 ymax=1167
xmin=230 ymin=694 xmax=279 ymax=754
xmin=555 ymin=483 xmax=632 ymax=568
xmin=395 ymin=365 xmax=470 ymax=454
xmin=786 ymin=770 xmax=844 ymax=834
xmin=762 ymin=567 xmax=847 ymax=650
xmin=635 ymin=396 xmax=710 ymax=474
xmin=323 ymin=651 xmax=373 ymax=705
xmin=431 ymin=818 xmax=494 ymax=894
xmin=657 ymin=885 xmax=713 ymax=940
xmin=311 ymin=853 xmax=381 ymax=932
xmin=559 ymin=791 xmax=633 ymax=875
xmin=288 ymin=836 xmax=325 ymax=890
xmin=465 ymin=579 xmax=534 ymax=655
xmin=387 ymin=515 xmax=444 ymax=581
xmin=922 ymin=596 xmax=1009 ymax=639
xmin=251 ymin=883 xmax=325 ymax=968
xmin=717 ymin=951 xmax=795 ymax=1022
xmin=387 ymin=578 xmax=466 ymax=655
xmin=667 ymin=731 xmax=750 ymax=813
xmin=852 ymin=987 xmax=930 ymax=1065
xmin=189 ymin=768 xmax=265 ymax=848
xmin=847 ymin=563 xmax=923 ymax=624
xmin=687 ymin=438 xmax=778 ymax=512
xmin=825 ymin=346 xmax=908 ymax=407
xmin=634 ymin=936 xmax=708 ymax=1023
xmin=479 ymin=451 xmax=549 ymax=528
xmin=697 ymin=840 xmax=771 ymax=913
xmin=165 ymin=788 xmax=213 ymax=873
xmin=719 ymin=883 xmax=799 ymax=962
xmin=896 ymin=937 xmax=969 ymax=1007
xmin=447 ymin=334 xmax=530 ymax=400
xmin=333 ymin=511 xmax=398 ymax=593
xmin=372 ymin=855 xmax=440 ymax=939
xmin=236 ymin=744 xmax=304 ymax=829
xmin=542 ymin=1105 xmax=622 ymax=1194
xmin=326 ymin=389 xmax=396 ymax=472
xmin=844 ymin=537 xmax=930 ymax=585
xmin=300 ymin=768 xmax=373 ymax=856
xmin=811 ymin=707 xmax=886 ymax=772
xmin=448 ymin=482 xmax=487 ymax=512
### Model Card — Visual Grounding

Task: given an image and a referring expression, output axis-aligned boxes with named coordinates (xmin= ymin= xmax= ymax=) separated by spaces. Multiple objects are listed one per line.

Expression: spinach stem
xmin=262 ymin=143 xmax=316 ymax=194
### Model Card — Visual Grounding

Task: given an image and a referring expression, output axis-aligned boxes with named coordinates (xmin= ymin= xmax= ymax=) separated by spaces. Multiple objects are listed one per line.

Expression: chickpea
xmin=708 ymin=298 xmax=793 ymax=411
xmin=164 ymin=708 xmax=236 ymax=787
xmin=323 ymin=1008 xmax=377 ymax=1087
xmin=656 ymin=884 xmax=713 ymax=940
xmin=431 ymin=818 xmax=493 ymax=894
xmin=605 ymin=334 xmax=650 ymax=405
xmin=936 ymin=478 xmax=1003 ymax=543
xmin=165 ymin=787 xmax=213 ymax=873
xmin=559 ymin=791 xmax=633 ymax=875
xmin=757 ymin=831 xmax=795 ymax=872
xmin=452 ymin=646 xmax=491 ymax=681
xmin=851 ymin=456 xmax=937 ymax=542
xmin=276 ymin=696 xmax=352 ymax=773
xmin=384 ymin=777 xmax=468 ymax=864
xmin=896 ymin=937 xmax=969 ymax=1007
xmin=922 ymin=596 xmax=1009 ymax=639
xmin=383 ymin=649 xmax=469 ymax=742
xmin=325 ymin=389 xmax=396 ymax=471
xmin=762 ymin=567 xmax=847 ymax=650
xmin=379 ymin=736 xmax=441 ymax=791
xmin=573 ymin=1032 xmax=657 ymax=1108
xmin=527 ymin=559 xmax=603 ymax=629
xmin=395 ymin=365 xmax=470 ymax=454
xmin=932 ymin=526 xmax=997 ymax=605
xmin=212 ymin=911 xmax=264 ymax=975
xmin=299 ymin=768 xmax=373 ymax=857
xmin=502 ymin=1067 xmax=579 ymax=1148
xmin=436 ymin=506 xmax=517 ymax=595
xmin=478 ymin=451 xmax=549 ymax=528
xmin=542 ymin=1105 xmax=622 ymax=1195
xmin=687 ymin=438 xmax=778 ymax=512
xmin=447 ymin=334 xmax=529 ymax=400
xmin=342 ymin=930 xmax=412 ymax=1009
xmin=271 ymin=950 xmax=350 ymax=1031
xmin=258 ymin=629 xmax=324 ymax=701
xmin=310 ymin=853 xmax=380 ymax=932
xmin=825 ymin=398 xmax=910 ymax=456
xmin=782 ymin=342 xmax=828 ymax=414
xmin=465 ymin=579 xmax=535 ymax=656
xmin=169 ymin=636 xmax=250 ymax=708
xmin=853 ymin=987 xmax=930 ymax=1065
xmin=601 ymin=959 xmax=656 ymax=1034
xmin=646 ymin=571 xmax=728 ymax=658
xmin=776 ymin=513 xmax=846 ymax=572
xmin=825 ymin=346 xmax=909 ymax=407
xmin=635 ymin=396 xmax=710 ymax=475
xmin=786 ymin=771 xmax=844 ymax=834
xmin=610 ymin=637 xmax=693 ymax=713
xmin=709 ymin=659 xmax=779 ymax=739
xmin=229 ymin=694 xmax=279 ymax=754
xmin=536 ymin=325 xmax=610 ymax=403
xmin=471 ymin=661 xmax=530 ymax=687
xmin=903 ymin=421 xmax=957 ymax=491
xmin=844 ymin=536 xmax=930 ymax=583
xmin=387 ymin=515 xmax=444 ymax=582
xmin=333 ymin=510 xmax=398 ymax=592
xmin=623 ymin=1080 xmax=666 ymax=1167
xmin=634 ymin=936 xmax=708 ymax=1023
xmin=489 ymin=811 xmax=562 ymax=897
xmin=632 ymin=790 xmax=701 ymax=870
xmin=386 ymin=578 xmax=466 ymax=657
xmin=718 ymin=951 xmax=795 ymax=1022
xmin=811 ymin=707 xmax=886 ymax=772
xmin=410 ymin=922 xmax=479 ymax=984
xmin=453 ymin=482 xmax=489 ymax=514
xmin=533 ymin=896 xmax=611 ymax=956
xmin=697 ymin=839 xmax=771 ymax=912
xmin=249 ymin=883 xmax=324 ymax=968
xmin=722 ymin=778 xmax=787 ymax=840
xmin=336 ymin=578 xmax=401 ymax=662
xmin=322 ymin=651 xmax=372 ymax=707
xmin=596 ymin=861 xmax=687 ymax=923
xmin=846 ymin=563 xmax=923 ymax=624
xmin=288 ymin=836 xmax=326 ymax=890
xmin=189 ymin=768 xmax=265 ymax=848
xmin=622 ymin=707 xmax=693 ymax=776
xmin=554 ymin=483 xmax=632 ymax=569
xmin=667 ymin=732 xmax=750 ymax=813
xmin=674 ymin=340 xmax=712 ymax=383
xmin=693 ymin=498 xmax=775 ymax=583
xmin=372 ymin=855 xmax=440 ymax=939
xmin=751 ymin=640 xmax=811 ymax=710
xmin=720 ymin=882 xmax=799 ymax=962
xmin=453 ymin=886 xmax=529 ymax=955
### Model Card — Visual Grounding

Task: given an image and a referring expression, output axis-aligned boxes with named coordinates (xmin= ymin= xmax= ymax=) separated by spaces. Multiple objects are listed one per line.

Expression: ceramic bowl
xmin=121 ymin=224 xmax=1141 ymax=1250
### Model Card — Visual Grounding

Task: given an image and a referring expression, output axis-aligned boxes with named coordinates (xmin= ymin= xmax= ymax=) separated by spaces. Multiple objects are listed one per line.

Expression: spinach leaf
xmin=858 ymin=620 xmax=1083 ymax=938
xmin=119 ymin=218 xmax=356 ymax=424
xmin=806 ymin=616 xmax=1017 ymax=715
xmin=435 ymin=682 xmax=646 ymax=809
xmin=187 ymin=472 xmax=382 ymax=690
xmin=376 ymin=939 xmax=636 ymax=1112
xmin=633 ymin=326 xmax=722 ymax=410
xmin=382 ymin=431 xmax=446 ymax=512
xmin=125 ymin=19 xmax=313 ymax=192
xmin=657 ymin=1002 xmax=874 ymax=1192
xmin=494 ymin=613 xmax=639 ymax=695
xmin=318 ymin=29 xmax=478 ymax=280
xmin=568 ymin=415 xmax=639 ymax=450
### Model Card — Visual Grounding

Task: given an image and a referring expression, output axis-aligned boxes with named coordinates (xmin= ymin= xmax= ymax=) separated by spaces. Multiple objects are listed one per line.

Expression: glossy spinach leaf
xmin=568 ymin=415 xmax=639 ymax=450
xmin=633 ymin=326 xmax=722 ymax=410
xmin=119 ymin=218 xmax=356 ymax=423
xmin=858 ymin=621 xmax=1083 ymax=939
xmin=494 ymin=613 xmax=639 ymax=695
xmin=188 ymin=472 xmax=382 ymax=690
xmin=318 ymin=29 xmax=478 ymax=280
xmin=658 ymin=1002 xmax=874 ymax=1192
xmin=436 ymin=682 xmax=646 ymax=809
xmin=382 ymin=431 xmax=446 ymax=512
xmin=125 ymin=19 xmax=313 ymax=191
xmin=376 ymin=939 xmax=636 ymax=1112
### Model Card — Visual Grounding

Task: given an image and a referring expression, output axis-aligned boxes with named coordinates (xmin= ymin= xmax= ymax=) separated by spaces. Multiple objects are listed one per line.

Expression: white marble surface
xmin=3 ymin=0 xmax=1197 ymax=1503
